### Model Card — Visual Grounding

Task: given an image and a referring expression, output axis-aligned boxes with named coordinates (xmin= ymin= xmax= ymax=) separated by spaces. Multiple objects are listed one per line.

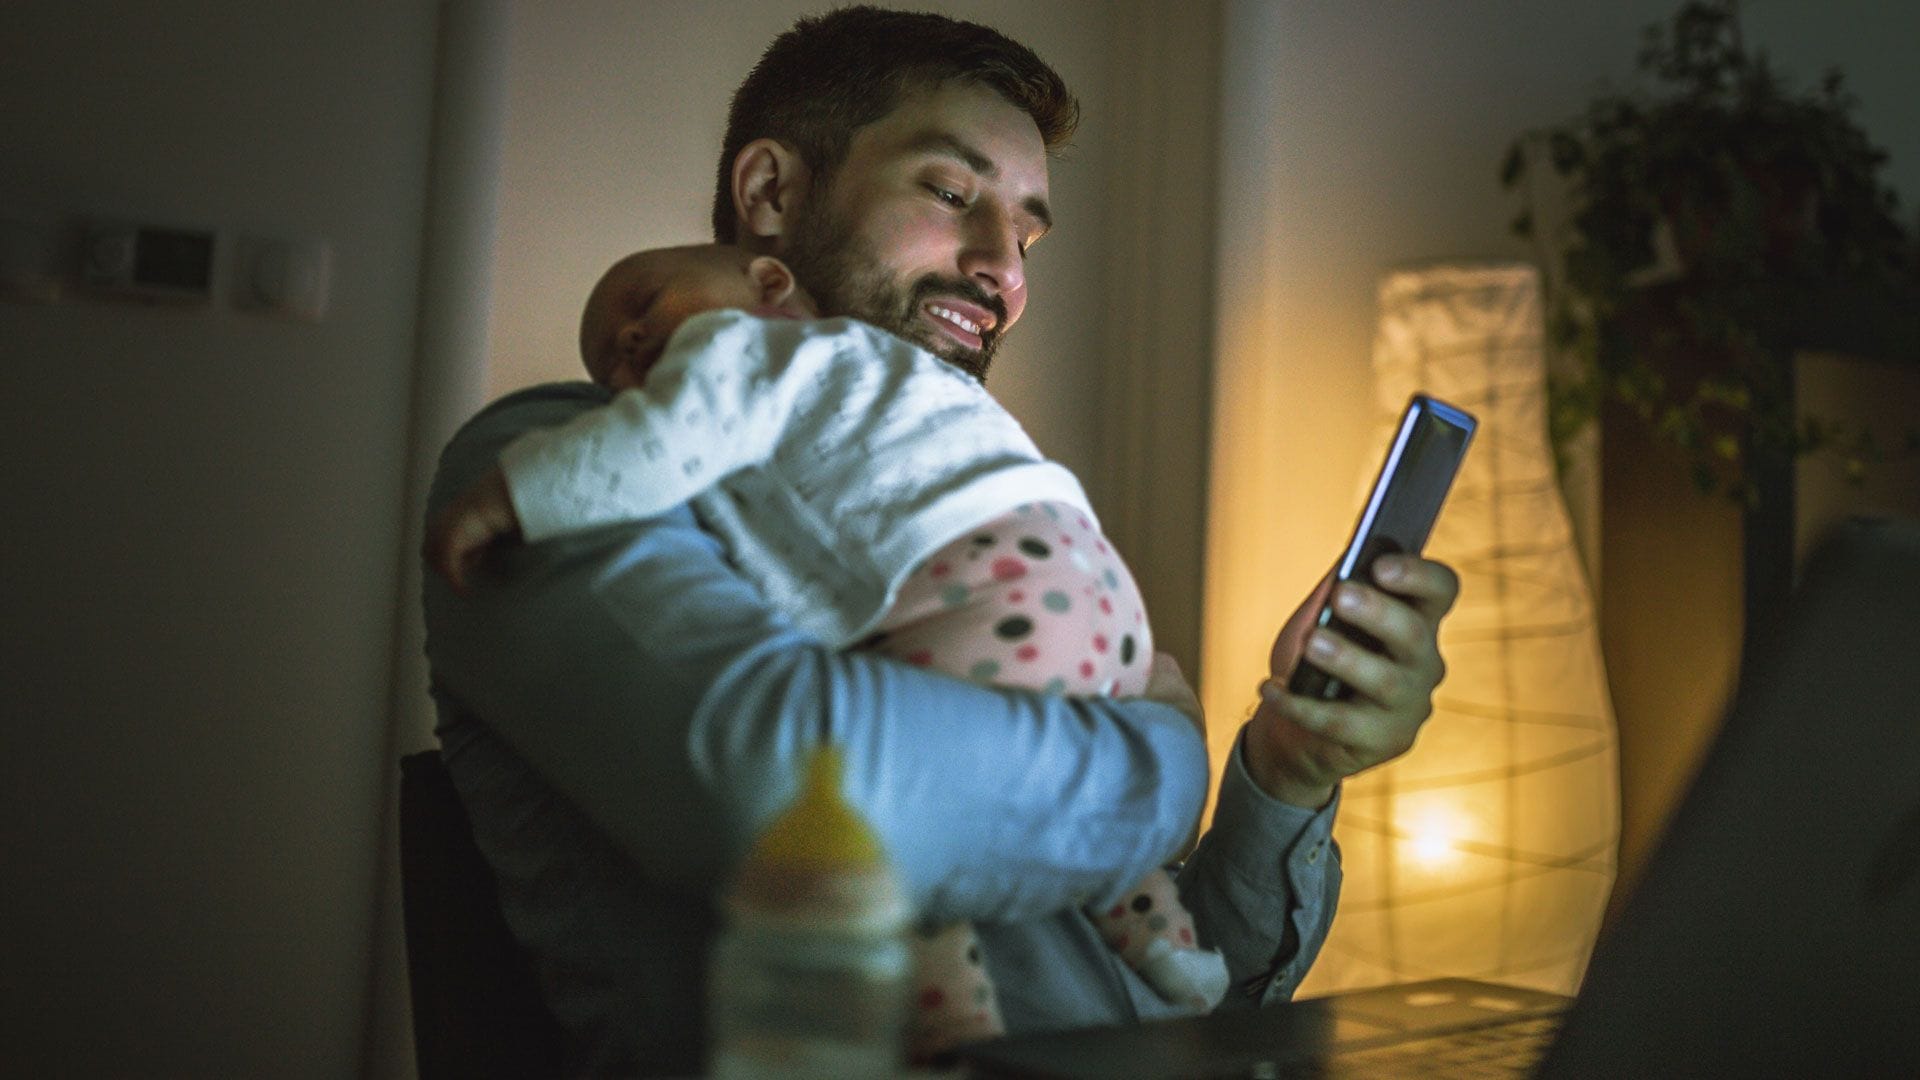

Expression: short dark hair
xmin=712 ymin=5 xmax=1080 ymax=242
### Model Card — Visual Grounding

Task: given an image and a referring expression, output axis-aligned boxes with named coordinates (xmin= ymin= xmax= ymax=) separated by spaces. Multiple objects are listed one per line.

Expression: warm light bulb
xmin=1408 ymin=812 xmax=1458 ymax=867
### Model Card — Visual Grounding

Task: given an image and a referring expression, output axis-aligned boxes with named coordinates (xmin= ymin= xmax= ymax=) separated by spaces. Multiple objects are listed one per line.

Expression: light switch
xmin=240 ymin=236 xmax=330 ymax=322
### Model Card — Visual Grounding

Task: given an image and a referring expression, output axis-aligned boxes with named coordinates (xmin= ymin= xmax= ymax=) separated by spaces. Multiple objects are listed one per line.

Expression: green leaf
xmin=1500 ymin=141 xmax=1526 ymax=187
xmin=1498 ymin=0 xmax=1917 ymax=502
xmin=1548 ymin=131 xmax=1585 ymax=173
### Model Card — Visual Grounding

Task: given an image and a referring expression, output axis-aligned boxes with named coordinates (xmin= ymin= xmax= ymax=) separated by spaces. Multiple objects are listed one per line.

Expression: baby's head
xmin=579 ymin=243 xmax=819 ymax=390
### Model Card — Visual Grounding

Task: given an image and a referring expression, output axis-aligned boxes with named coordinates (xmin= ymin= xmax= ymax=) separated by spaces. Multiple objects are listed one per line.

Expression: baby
xmin=428 ymin=243 xmax=1229 ymax=1056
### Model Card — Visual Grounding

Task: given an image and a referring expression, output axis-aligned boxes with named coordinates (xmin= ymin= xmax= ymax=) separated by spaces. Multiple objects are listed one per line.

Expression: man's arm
xmin=423 ymin=384 xmax=1210 ymax=925
xmin=1176 ymin=559 xmax=1458 ymax=1004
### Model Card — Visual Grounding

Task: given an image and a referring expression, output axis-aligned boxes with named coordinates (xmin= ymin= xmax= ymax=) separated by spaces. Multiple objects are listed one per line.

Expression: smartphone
xmin=1287 ymin=393 xmax=1477 ymax=700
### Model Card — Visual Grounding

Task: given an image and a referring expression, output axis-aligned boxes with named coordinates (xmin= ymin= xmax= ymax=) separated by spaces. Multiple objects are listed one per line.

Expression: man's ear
xmin=746 ymin=256 xmax=797 ymax=306
xmin=731 ymin=138 xmax=810 ymax=244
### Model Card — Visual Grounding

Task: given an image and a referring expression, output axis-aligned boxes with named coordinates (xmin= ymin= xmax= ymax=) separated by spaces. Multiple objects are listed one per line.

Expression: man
xmin=422 ymin=8 xmax=1456 ymax=1076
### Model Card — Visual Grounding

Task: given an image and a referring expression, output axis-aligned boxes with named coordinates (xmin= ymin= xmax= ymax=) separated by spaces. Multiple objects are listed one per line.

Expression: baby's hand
xmin=1142 ymin=652 xmax=1206 ymax=744
xmin=424 ymin=466 xmax=521 ymax=594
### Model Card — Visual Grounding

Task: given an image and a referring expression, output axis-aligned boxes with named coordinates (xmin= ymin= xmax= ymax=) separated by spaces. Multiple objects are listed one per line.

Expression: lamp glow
xmin=1408 ymin=813 xmax=1459 ymax=868
xmin=1297 ymin=263 xmax=1620 ymax=998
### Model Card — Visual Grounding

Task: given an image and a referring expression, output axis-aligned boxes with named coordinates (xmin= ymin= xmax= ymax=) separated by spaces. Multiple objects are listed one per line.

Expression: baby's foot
xmin=1136 ymin=935 xmax=1231 ymax=1011
xmin=906 ymin=921 xmax=1004 ymax=1062
xmin=1092 ymin=871 xmax=1229 ymax=1011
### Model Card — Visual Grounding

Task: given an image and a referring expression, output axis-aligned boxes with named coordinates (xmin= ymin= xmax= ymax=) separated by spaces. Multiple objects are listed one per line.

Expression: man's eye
xmin=927 ymin=184 xmax=966 ymax=207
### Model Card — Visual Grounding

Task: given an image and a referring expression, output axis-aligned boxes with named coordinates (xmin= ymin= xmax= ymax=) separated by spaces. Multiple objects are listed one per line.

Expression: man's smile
xmin=920 ymin=297 xmax=997 ymax=353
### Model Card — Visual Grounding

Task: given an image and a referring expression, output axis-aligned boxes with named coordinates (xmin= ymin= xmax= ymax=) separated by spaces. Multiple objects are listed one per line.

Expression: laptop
xmin=962 ymin=515 xmax=1920 ymax=1078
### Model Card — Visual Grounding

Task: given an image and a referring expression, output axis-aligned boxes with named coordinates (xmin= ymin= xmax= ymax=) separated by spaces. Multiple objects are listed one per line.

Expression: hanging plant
xmin=1503 ymin=0 xmax=1917 ymax=503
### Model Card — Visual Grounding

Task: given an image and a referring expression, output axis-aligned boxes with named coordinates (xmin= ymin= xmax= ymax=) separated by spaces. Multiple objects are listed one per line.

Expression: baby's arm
xmin=424 ymin=313 xmax=789 ymax=593
xmin=501 ymin=312 xmax=794 ymax=543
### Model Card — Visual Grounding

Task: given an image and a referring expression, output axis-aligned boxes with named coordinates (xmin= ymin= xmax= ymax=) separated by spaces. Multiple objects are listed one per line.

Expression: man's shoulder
xmin=468 ymin=379 xmax=609 ymax=429
xmin=456 ymin=379 xmax=606 ymax=444
xmin=431 ymin=380 xmax=610 ymax=505
xmin=686 ymin=309 xmax=952 ymax=373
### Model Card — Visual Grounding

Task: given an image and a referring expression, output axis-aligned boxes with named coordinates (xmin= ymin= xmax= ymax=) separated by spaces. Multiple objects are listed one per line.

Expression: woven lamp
xmin=1299 ymin=262 xmax=1620 ymax=996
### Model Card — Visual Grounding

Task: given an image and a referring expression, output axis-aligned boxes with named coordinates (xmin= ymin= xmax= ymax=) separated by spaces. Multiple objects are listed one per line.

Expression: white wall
xmin=0 ymin=3 xmax=437 ymax=1074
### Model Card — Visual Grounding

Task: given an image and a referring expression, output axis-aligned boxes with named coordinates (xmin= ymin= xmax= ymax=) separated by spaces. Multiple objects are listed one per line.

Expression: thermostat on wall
xmin=81 ymin=220 xmax=218 ymax=302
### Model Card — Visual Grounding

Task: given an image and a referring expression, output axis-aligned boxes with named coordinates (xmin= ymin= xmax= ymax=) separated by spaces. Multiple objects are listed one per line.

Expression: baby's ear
xmin=747 ymin=256 xmax=797 ymax=306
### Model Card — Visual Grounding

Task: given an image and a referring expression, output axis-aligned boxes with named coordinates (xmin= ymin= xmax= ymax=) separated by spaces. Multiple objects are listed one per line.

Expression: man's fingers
xmin=1326 ymin=571 xmax=1448 ymax=704
xmin=1258 ymin=679 xmax=1414 ymax=764
xmin=1143 ymin=651 xmax=1206 ymax=739
xmin=1248 ymin=557 xmax=1455 ymax=802
xmin=1373 ymin=555 xmax=1460 ymax=621
xmin=1258 ymin=678 xmax=1367 ymax=745
xmin=444 ymin=541 xmax=473 ymax=594
xmin=1306 ymin=622 xmax=1413 ymax=706
xmin=1260 ymin=678 xmax=1335 ymax=736
xmin=437 ymin=541 xmax=470 ymax=595
xmin=1326 ymin=582 xmax=1431 ymax=669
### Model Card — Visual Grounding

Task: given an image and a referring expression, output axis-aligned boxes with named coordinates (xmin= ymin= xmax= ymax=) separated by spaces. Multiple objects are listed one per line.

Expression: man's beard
xmin=782 ymin=199 xmax=1007 ymax=383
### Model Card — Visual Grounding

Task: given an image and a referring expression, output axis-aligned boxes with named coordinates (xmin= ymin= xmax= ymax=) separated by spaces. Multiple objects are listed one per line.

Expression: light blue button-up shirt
xmin=423 ymin=383 xmax=1342 ymax=1076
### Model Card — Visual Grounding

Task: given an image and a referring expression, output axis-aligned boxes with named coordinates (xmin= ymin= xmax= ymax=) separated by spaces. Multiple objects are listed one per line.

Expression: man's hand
xmin=1140 ymin=650 xmax=1208 ymax=858
xmin=1142 ymin=651 xmax=1206 ymax=746
xmin=423 ymin=466 xmax=522 ymax=594
xmin=1245 ymin=555 xmax=1458 ymax=808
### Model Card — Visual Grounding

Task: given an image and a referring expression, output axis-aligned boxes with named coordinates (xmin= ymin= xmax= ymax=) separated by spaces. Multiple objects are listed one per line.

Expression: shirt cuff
xmin=1210 ymin=726 xmax=1339 ymax=887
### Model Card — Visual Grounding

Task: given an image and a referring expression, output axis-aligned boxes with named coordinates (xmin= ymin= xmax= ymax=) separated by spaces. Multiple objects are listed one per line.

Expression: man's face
xmin=779 ymin=81 xmax=1052 ymax=382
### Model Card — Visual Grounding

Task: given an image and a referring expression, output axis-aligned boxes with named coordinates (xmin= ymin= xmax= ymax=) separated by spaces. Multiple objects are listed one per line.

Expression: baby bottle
xmin=707 ymin=746 xmax=911 ymax=1079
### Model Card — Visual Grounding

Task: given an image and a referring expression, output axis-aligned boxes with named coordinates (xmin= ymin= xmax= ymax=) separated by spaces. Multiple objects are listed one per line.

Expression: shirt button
xmin=1306 ymin=841 xmax=1325 ymax=865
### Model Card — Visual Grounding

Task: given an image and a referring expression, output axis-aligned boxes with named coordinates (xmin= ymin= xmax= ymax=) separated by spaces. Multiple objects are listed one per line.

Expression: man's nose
xmin=960 ymin=206 xmax=1026 ymax=322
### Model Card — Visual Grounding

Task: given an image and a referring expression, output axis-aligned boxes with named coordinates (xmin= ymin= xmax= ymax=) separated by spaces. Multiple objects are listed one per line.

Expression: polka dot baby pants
xmin=869 ymin=500 xmax=1151 ymax=697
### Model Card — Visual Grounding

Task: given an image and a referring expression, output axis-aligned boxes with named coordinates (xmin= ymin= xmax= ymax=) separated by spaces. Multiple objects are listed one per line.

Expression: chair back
xmin=398 ymin=750 xmax=566 ymax=1079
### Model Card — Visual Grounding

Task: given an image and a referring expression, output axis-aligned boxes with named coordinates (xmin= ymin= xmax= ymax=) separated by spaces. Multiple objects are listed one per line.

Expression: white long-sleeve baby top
xmin=499 ymin=309 xmax=1094 ymax=647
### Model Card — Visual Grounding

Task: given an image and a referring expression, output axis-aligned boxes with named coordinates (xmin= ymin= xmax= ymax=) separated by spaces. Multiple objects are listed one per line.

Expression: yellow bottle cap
xmin=749 ymin=746 xmax=887 ymax=868
xmin=730 ymin=747 xmax=908 ymax=931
